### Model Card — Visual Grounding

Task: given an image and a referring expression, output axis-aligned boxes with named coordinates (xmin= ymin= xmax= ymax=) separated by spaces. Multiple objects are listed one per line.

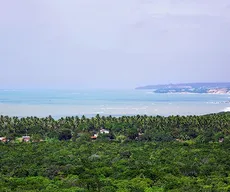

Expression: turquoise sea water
xmin=0 ymin=89 xmax=230 ymax=118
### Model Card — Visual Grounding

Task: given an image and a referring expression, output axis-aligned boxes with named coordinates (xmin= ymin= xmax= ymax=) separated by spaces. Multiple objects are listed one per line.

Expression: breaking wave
xmin=222 ymin=107 xmax=230 ymax=112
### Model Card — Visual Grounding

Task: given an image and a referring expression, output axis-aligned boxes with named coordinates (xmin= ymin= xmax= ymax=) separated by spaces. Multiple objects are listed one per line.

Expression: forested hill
xmin=1 ymin=113 xmax=230 ymax=191
xmin=136 ymin=82 xmax=230 ymax=94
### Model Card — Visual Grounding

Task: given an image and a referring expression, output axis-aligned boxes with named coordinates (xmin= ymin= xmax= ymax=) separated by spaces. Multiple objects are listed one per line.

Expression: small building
xmin=176 ymin=138 xmax=184 ymax=142
xmin=91 ymin=134 xmax=98 ymax=140
xmin=138 ymin=132 xmax=143 ymax=136
xmin=0 ymin=137 xmax=7 ymax=143
xmin=219 ymin=137 xmax=224 ymax=143
xmin=22 ymin=136 xmax=30 ymax=142
xmin=100 ymin=129 xmax=109 ymax=134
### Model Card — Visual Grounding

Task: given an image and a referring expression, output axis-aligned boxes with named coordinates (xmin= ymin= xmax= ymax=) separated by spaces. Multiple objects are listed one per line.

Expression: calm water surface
xmin=0 ymin=89 xmax=229 ymax=117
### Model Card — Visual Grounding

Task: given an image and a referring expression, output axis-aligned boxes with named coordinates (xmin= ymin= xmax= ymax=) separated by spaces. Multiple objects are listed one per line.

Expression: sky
xmin=0 ymin=0 xmax=230 ymax=89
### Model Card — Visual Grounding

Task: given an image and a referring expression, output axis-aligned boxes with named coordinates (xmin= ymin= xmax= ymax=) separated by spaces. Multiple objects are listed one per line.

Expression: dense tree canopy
xmin=0 ymin=112 xmax=230 ymax=191
xmin=1 ymin=140 xmax=230 ymax=191
xmin=0 ymin=112 xmax=230 ymax=143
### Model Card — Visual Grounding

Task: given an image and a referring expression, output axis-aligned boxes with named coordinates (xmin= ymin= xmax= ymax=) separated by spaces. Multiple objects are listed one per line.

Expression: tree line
xmin=0 ymin=112 xmax=230 ymax=143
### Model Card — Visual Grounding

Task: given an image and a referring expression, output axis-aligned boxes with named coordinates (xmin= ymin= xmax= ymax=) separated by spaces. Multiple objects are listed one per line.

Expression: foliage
xmin=0 ymin=113 xmax=229 ymax=143
xmin=0 ymin=113 xmax=230 ymax=191
xmin=0 ymin=140 xmax=230 ymax=191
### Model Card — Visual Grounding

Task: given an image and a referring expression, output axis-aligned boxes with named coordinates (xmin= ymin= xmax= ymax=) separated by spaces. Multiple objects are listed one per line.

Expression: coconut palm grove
xmin=0 ymin=112 xmax=230 ymax=191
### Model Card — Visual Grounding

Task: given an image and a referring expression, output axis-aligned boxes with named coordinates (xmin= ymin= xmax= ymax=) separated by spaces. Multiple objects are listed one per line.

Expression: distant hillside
xmin=136 ymin=82 xmax=230 ymax=94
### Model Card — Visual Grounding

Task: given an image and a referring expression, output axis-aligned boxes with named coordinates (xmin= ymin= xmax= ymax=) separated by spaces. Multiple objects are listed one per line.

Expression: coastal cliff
xmin=136 ymin=82 xmax=230 ymax=94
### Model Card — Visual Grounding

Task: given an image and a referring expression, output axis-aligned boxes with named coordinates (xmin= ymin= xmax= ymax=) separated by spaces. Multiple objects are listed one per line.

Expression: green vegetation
xmin=0 ymin=113 xmax=230 ymax=191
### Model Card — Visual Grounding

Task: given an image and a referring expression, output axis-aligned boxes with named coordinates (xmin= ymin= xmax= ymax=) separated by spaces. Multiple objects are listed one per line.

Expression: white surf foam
xmin=146 ymin=92 xmax=154 ymax=94
xmin=223 ymin=107 xmax=230 ymax=112
xmin=93 ymin=111 xmax=104 ymax=114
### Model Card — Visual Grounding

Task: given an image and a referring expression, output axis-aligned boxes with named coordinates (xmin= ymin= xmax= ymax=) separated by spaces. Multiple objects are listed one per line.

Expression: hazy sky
xmin=0 ymin=0 xmax=230 ymax=89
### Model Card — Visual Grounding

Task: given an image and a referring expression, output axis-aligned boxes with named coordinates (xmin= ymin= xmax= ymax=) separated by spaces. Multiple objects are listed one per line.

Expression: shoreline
xmin=144 ymin=92 xmax=230 ymax=95
xmin=0 ymin=103 xmax=229 ymax=118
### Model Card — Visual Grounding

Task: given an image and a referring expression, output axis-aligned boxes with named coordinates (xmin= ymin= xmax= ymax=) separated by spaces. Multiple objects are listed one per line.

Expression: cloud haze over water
xmin=0 ymin=0 xmax=230 ymax=89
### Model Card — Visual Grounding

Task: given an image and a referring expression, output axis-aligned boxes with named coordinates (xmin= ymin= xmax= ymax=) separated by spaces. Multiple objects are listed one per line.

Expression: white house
xmin=100 ymin=129 xmax=109 ymax=134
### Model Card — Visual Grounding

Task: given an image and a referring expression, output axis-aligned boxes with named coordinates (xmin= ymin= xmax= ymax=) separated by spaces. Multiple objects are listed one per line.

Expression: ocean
xmin=0 ymin=89 xmax=229 ymax=118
